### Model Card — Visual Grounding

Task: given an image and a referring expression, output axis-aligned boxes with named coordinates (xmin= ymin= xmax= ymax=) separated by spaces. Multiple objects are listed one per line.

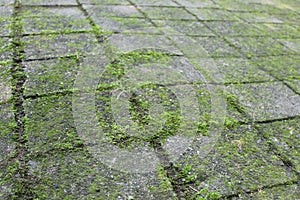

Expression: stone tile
xmin=0 ymin=0 xmax=13 ymax=5
xmin=22 ymin=0 xmax=77 ymax=5
xmin=278 ymin=38 xmax=300 ymax=53
xmin=24 ymin=94 xmax=174 ymax=199
xmin=233 ymin=12 xmax=284 ymax=23
xmin=0 ymin=6 xmax=13 ymax=36
xmin=212 ymin=58 xmax=275 ymax=83
xmin=227 ymin=82 xmax=300 ymax=121
xmin=0 ymin=62 xmax=11 ymax=103
xmin=0 ymin=104 xmax=15 ymax=199
xmin=228 ymin=37 xmax=292 ymax=57
xmin=89 ymin=16 xmax=157 ymax=34
xmin=80 ymin=0 xmax=130 ymax=4
xmin=130 ymin=0 xmax=178 ymax=6
xmin=21 ymin=7 xmax=91 ymax=34
xmin=252 ymin=55 xmax=300 ymax=80
xmin=83 ymin=5 xmax=143 ymax=18
xmin=153 ymin=20 xmax=215 ymax=36
xmin=258 ymin=119 xmax=300 ymax=173
xmin=24 ymin=57 xmax=79 ymax=96
xmin=176 ymin=0 xmax=218 ymax=8
xmin=285 ymin=79 xmax=300 ymax=94
xmin=188 ymin=8 xmax=239 ymax=21
xmin=204 ymin=21 xmax=265 ymax=37
xmin=255 ymin=23 xmax=300 ymax=38
xmin=139 ymin=6 xmax=196 ymax=20
xmin=0 ymin=37 xmax=11 ymax=62
xmin=106 ymin=33 xmax=182 ymax=55
xmin=190 ymin=36 xmax=242 ymax=58
xmin=23 ymin=33 xmax=99 ymax=60
xmin=233 ymin=184 xmax=300 ymax=199
xmin=171 ymin=125 xmax=296 ymax=198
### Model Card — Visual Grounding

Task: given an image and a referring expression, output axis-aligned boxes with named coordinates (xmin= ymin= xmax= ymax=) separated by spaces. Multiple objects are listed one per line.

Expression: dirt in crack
xmin=8 ymin=1 xmax=36 ymax=198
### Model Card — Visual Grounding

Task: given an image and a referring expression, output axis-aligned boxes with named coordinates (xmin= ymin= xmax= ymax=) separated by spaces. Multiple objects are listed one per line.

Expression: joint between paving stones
xmin=8 ymin=1 xmax=38 ymax=198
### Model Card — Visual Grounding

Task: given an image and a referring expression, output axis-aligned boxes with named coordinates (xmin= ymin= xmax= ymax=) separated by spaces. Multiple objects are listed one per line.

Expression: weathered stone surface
xmin=23 ymin=33 xmax=100 ymax=60
xmin=21 ymin=7 xmax=92 ymax=34
xmin=227 ymin=82 xmax=300 ymax=121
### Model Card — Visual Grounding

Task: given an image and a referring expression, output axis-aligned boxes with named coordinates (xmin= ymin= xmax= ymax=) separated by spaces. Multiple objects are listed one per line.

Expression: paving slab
xmin=0 ymin=104 xmax=15 ymax=199
xmin=2 ymin=0 xmax=300 ymax=199
xmin=23 ymin=33 xmax=100 ymax=60
xmin=20 ymin=7 xmax=92 ymax=34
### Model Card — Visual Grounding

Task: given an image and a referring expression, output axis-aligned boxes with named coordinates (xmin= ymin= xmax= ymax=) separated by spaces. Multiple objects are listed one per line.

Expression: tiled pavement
xmin=0 ymin=0 xmax=300 ymax=199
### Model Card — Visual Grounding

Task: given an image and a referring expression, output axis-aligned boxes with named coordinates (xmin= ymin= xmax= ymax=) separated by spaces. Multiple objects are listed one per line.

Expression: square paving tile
xmin=228 ymin=37 xmax=292 ymax=57
xmin=0 ymin=6 xmax=13 ymax=36
xmin=252 ymin=55 xmax=300 ymax=80
xmin=0 ymin=104 xmax=15 ymax=199
xmin=255 ymin=23 xmax=300 ymax=38
xmin=170 ymin=125 xmax=296 ymax=198
xmin=153 ymin=20 xmax=214 ymax=36
xmin=21 ymin=0 xmax=77 ymax=5
xmin=278 ymin=38 xmax=300 ymax=53
xmin=258 ymin=118 xmax=300 ymax=173
xmin=130 ymin=0 xmax=178 ymax=6
xmin=212 ymin=57 xmax=275 ymax=83
xmin=176 ymin=0 xmax=217 ymax=8
xmin=204 ymin=21 xmax=265 ymax=37
xmin=80 ymin=0 xmax=130 ymax=5
xmin=0 ymin=0 xmax=13 ymax=5
xmin=188 ymin=8 xmax=239 ymax=21
xmin=24 ymin=94 xmax=174 ymax=199
xmin=0 ymin=37 xmax=11 ymax=62
xmin=84 ymin=5 xmax=143 ymax=18
xmin=23 ymin=33 xmax=99 ymax=60
xmin=21 ymin=7 xmax=91 ymax=34
xmin=24 ymin=57 xmax=79 ymax=96
xmin=227 ymin=81 xmax=300 ymax=121
xmin=139 ymin=6 xmax=196 ymax=20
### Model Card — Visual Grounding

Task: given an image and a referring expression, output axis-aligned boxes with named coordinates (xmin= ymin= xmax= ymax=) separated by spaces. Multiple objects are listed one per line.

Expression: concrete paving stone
xmin=21 ymin=0 xmax=77 ymax=5
xmin=226 ymin=81 xmax=300 ymax=121
xmin=228 ymin=36 xmax=292 ymax=57
xmin=232 ymin=184 xmax=300 ymax=199
xmin=83 ymin=5 xmax=143 ymax=18
xmin=0 ymin=0 xmax=13 ymax=6
xmin=138 ymin=6 xmax=196 ymax=20
xmin=180 ymin=36 xmax=242 ymax=58
xmin=252 ymin=55 xmax=300 ymax=80
xmin=213 ymin=0 xmax=259 ymax=11
xmin=0 ymin=104 xmax=15 ymax=199
xmin=23 ymin=33 xmax=100 ymax=60
xmin=153 ymin=20 xmax=215 ymax=36
xmin=0 ymin=61 xmax=11 ymax=103
xmin=130 ymin=0 xmax=178 ymax=6
xmin=106 ymin=33 xmax=182 ymax=55
xmin=172 ymin=125 xmax=296 ymax=198
xmin=23 ymin=57 xmax=79 ymax=96
xmin=21 ymin=7 xmax=92 ymax=34
xmin=80 ymin=0 xmax=130 ymax=5
xmin=24 ymin=94 xmax=174 ymax=199
xmin=175 ymin=0 xmax=218 ymax=8
xmin=233 ymin=12 xmax=285 ymax=23
xmin=204 ymin=21 xmax=266 ymax=37
xmin=258 ymin=118 xmax=300 ymax=173
xmin=0 ymin=37 xmax=11 ymax=62
xmin=254 ymin=23 xmax=300 ymax=38
xmin=212 ymin=58 xmax=275 ymax=83
xmin=0 ymin=6 xmax=13 ymax=36
xmin=284 ymin=79 xmax=300 ymax=94
xmin=278 ymin=38 xmax=300 ymax=53
xmin=187 ymin=7 xmax=239 ymax=21
xmin=88 ymin=16 xmax=158 ymax=34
